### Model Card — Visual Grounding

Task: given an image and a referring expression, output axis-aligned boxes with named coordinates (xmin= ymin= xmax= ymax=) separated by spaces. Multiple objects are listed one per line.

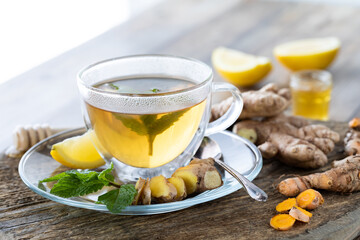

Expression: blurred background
xmin=0 ymin=0 xmax=162 ymax=84
xmin=1 ymin=0 xmax=360 ymax=150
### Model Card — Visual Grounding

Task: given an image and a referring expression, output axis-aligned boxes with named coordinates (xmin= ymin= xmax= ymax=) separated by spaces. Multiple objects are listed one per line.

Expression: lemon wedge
xmin=274 ymin=37 xmax=340 ymax=71
xmin=50 ymin=130 xmax=106 ymax=169
xmin=212 ymin=47 xmax=272 ymax=87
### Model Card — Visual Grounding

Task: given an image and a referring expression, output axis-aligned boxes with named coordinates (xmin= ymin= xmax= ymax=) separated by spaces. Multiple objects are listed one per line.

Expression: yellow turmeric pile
xmin=270 ymin=189 xmax=323 ymax=231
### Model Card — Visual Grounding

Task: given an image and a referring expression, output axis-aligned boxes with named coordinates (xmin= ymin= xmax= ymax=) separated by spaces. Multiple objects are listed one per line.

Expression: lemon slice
xmin=274 ymin=37 xmax=340 ymax=71
xmin=212 ymin=47 xmax=272 ymax=87
xmin=50 ymin=130 xmax=106 ymax=169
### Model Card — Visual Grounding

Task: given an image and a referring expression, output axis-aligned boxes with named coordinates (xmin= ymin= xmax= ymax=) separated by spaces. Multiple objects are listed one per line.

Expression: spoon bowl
xmin=195 ymin=136 xmax=268 ymax=202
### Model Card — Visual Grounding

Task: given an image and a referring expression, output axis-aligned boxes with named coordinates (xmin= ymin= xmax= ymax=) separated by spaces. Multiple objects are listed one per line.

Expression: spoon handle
xmin=214 ymin=158 xmax=268 ymax=202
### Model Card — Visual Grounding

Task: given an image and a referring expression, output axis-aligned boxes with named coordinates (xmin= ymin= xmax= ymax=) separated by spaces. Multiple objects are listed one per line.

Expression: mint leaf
xmin=98 ymin=162 xmax=115 ymax=184
xmin=109 ymin=83 xmax=119 ymax=90
xmin=96 ymin=184 xmax=137 ymax=213
xmin=38 ymin=182 xmax=46 ymax=191
xmin=40 ymin=164 xmax=115 ymax=198
xmin=50 ymin=172 xmax=105 ymax=198
xmin=151 ymin=88 xmax=160 ymax=93
xmin=113 ymin=114 xmax=147 ymax=135
xmin=40 ymin=170 xmax=77 ymax=183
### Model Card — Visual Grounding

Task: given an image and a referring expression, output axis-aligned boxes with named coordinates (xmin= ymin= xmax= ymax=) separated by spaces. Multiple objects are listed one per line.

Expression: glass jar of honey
xmin=290 ymin=70 xmax=332 ymax=121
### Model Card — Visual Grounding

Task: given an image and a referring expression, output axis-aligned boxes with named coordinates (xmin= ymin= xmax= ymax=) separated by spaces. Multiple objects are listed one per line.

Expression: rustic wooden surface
xmin=1 ymin=122 xmax=360 ymax=240
xmin=1 ymin=0 xmax=360 ymax=239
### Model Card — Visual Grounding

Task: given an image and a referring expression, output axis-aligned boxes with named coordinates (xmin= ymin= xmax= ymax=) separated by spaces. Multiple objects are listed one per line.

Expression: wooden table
xmin=1 ymin=0 xmax=360 ymax=239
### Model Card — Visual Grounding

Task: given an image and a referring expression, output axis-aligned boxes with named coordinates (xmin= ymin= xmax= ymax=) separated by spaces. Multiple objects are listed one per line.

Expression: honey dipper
xmin=6 ymin=124 xmax=67 ymax=158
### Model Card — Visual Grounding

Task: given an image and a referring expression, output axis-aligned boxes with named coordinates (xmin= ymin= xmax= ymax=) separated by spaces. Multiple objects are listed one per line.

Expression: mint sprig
xmin=113 ymin=108 xmax=188 ymax=155
xmin=39 ymin=163 xmax=137 ymax=213
xmin=96 ymin=185 xmax=137 ymax=213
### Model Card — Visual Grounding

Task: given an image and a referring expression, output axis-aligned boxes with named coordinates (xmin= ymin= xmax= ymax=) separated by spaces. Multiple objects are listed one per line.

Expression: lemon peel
xmin=274 ymin=37 xmax=340 ymax=71
xmin=212 ymin=47 xmax=271 ymax=87
xmin=50 ymin=130 xmax=105 ymax=169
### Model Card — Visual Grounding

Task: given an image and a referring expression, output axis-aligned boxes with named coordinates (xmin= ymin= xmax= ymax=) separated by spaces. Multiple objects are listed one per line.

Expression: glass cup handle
xmin=205 ymin=82 xmax=243 ymax=136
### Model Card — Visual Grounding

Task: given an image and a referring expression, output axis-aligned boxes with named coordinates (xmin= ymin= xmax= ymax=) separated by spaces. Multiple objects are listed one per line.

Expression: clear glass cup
xmin=290 ymin=70 xmax=332 ymax=121
xmin=77 ymin=55 xmax=243 ymax=182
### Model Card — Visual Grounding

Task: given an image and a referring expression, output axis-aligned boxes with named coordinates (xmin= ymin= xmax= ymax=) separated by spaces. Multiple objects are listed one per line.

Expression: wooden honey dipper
xmin=6 ymin=124 xmax=67 ymax=158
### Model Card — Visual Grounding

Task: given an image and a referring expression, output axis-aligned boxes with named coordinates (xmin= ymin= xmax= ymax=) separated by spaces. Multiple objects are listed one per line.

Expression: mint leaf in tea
xmin=86 ymin=77 xmax=206 ymax=168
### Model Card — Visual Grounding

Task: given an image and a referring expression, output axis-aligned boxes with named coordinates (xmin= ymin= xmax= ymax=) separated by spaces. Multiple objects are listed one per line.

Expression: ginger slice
xmin=172 ymin=158 xmax=223 ymax=195
xmin=289 ymin=206 xmax=312 ymax=223
xmin=168 ymin=176 xmax=187 ymax=200
xmin=276 ymin=198 xmax=297 ymax=213
xmin=270 ymin=214 xmax=296 ymax=231
xmin=296 ymin=189 xmax=324 ymax=210
xmin=149 ymin=175 xmax=177 ymax=203
xmin=142 ymin=178 xmax=151 ymax=205
xmin=132 ymin=178 xmax=146 ymax=205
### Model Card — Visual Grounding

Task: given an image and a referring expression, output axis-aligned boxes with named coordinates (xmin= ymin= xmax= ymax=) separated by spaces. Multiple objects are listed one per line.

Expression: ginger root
xmin=276 ymin=198 xmax=297 ymax=213
xmin=277 ymin=155 xmax=360 ymax=196
xmin=172 ymin=158 xmax=223 ymax=195
xmin=149 ymin=175 xmax=177 ymax=203
xmin=289 ymin=206 xmax=312 ymax=223
xmin=133 ymin=158 xmax=223 ymax=205
xmin=270 ymin=214 xmax=296 ymax=231
xmin=296 ymin=189 xmax=324 ymax=210
xmin=132 ymin=178 xmax=146 ymax=205
xmin=344 ymin=118 xmax=360 ymax=156
xmin=168 ymin=176 xmax=187 ymax=200
xmin=233 ymin=114 xmax=339 ymax=168
xmin=211 ymin=83 xmax=290 ymax=121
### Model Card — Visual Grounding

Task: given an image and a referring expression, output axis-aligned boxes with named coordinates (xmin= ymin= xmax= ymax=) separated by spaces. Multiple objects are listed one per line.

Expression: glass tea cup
xmin=77 ymin=55 xmax=243 ymax=182
xmin=290 ymin=70 xmax=332 ymax=121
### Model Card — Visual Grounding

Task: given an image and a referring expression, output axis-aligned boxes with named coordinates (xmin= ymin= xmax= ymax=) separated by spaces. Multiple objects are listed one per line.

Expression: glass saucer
xmin=18 ymin=128 xmax=262 ymax=215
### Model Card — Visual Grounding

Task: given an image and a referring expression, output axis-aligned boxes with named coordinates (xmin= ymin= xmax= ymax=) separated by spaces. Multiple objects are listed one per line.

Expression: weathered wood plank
xmin=1 ymin=122 xmax=359 ymax=240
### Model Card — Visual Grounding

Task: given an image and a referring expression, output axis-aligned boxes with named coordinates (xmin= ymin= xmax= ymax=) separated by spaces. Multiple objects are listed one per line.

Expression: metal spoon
xmin=194 ymin=137 xmax=268 ymax=202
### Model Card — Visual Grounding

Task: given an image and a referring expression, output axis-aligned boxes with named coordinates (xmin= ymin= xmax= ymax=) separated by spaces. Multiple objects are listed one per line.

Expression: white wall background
xmin=0 ymin=0 xmax=162 ymax=84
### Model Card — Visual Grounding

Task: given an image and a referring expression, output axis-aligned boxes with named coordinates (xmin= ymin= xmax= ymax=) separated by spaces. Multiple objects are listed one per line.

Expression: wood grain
xmin=1 ymin=122 xmax=360 ymax=239
xmin=1 ymin=0 xmax=360 ymax=239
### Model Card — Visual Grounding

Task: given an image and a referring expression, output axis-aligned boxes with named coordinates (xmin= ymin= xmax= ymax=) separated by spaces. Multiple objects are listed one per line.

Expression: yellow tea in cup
xmin=87 ymin=78 xmax=206 ymax=168
xmin=290 ymin=70 xmax=332 ymax=121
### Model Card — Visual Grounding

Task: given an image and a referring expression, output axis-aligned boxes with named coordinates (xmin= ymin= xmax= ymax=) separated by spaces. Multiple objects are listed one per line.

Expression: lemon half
xmin=50 ymin=130 xmax=105 ymax=169
xmin=212 ymin=47 xmax=272 ymax=87
xmin=274 ymin=37 xmax=340 ymax=71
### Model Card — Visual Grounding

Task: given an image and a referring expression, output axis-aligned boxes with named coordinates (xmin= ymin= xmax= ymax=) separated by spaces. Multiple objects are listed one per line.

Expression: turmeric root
xmin=149 ymin=175 xmax=177 ymax=203
xmin=344 ymin=118 xmax=360 ymax=156
xmin=276 ymin=198 xmax=297 ymax=213
xmin=270 ymin=214 xmax=296 ymax=231
xmin=277 ymin=155 xmax=360 ymax=196
xmin=233 ymin=115 xmax=339 ymax=168
xmin=289 ymin=206 xmax=312 ymax=223
xmin=296 ymin=189 xmax=324 ymax=210
xmin=211 ymin=83 xmax=290 ymax=121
